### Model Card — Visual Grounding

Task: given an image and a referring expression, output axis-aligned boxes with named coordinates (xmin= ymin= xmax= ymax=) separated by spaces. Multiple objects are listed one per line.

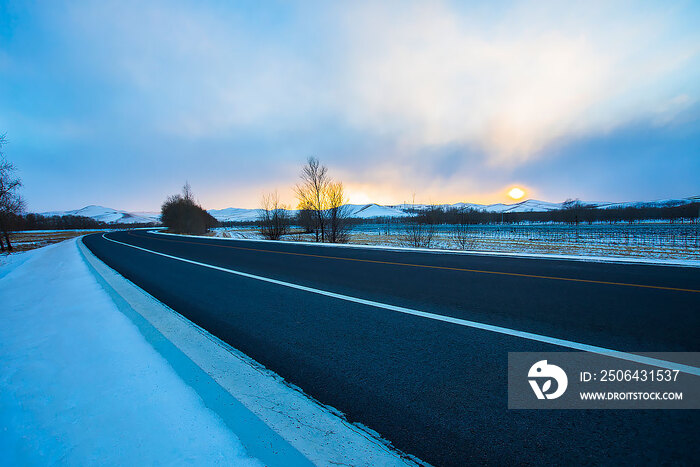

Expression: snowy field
xmin=210 ymin=222 xmax=700 ymax=262
xmin=0 ymin=238 xmax=417 ymax=466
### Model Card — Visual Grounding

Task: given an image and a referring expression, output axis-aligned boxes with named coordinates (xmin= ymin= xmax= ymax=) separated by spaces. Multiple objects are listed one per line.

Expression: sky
xmin=1 ymin=0 xmax=699 ymax=212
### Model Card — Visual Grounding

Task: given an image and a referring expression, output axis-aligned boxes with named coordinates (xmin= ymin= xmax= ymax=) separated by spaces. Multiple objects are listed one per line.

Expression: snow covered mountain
xmin=206 ymin=199 xmax=566 ymax=221
xmin=585 ymin=198 xmax=698 ymax=210
xmin=388 ymin=199 xmax=563 ymax=213
xmin=207 ymin=207 xmax=261 ymax=222
xmin=346 ymin=204 xmax=410 ymax=219
xmin=474 ymin=199 xmax=563 ymax=213
xmin=40 ymin=205 xmax=160 ymax=224
xmin=206 ymin=204 xmax=409 ymax=222
xmin=392 ymin=197 xmax=696 ymax=214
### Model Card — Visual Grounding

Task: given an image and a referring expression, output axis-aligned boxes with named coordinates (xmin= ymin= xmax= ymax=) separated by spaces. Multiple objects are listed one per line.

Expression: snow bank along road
xmin=84 ymin=230 xmax=700 ymax=466
xmin=0 ymin=239 xmax=260 ymax=465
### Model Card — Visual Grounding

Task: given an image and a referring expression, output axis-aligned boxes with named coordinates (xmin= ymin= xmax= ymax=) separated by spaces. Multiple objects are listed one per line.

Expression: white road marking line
xmin=100 ymin=233 xmax=700 ymax=376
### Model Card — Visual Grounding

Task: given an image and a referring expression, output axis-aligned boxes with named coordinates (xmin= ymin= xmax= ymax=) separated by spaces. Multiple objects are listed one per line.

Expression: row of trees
xmin=394 ymin=201 xmax=700 ymax=226
xmin=371 ymin=200 xmax=700 ymax=248
xmin=4 ymin=213 xmax=107 ymax=231
xmin=5 ymin=213 xmax=159 ymax=231
xmin=259 ymin=157 xmax=351 ymax=242
xmin=159 ymin=159 xmax=354 ymax=240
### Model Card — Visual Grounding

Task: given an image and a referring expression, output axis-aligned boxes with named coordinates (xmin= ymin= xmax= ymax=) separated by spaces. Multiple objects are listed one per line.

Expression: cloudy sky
xmin=1 ymin=0 xmax=699 ymax=212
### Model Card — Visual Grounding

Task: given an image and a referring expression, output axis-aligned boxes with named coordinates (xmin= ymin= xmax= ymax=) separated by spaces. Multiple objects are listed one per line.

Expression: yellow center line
xmin=122 ymin=232 xmax=700 ymax=294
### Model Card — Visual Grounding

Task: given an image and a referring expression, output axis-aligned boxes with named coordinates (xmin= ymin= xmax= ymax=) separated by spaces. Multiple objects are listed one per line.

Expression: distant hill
xmin=207 ymin=207 xmax=262 ymax=223
xmin=207 ymin=203 xmax=410 ymax=222
xmin=393 ymin=197 xmax=697 ymax=213
xmin=40 ymin=205 xmax=160 ymax=224
xmin=346 ymin=204 xmax=410 ymax=219
xmin=455 ymin=199 xmax=563 ymax=213
xmin=587 ymin=198 xmax=698 ymax=210
xmin=39 ymin=197 xmax=698 ymax=224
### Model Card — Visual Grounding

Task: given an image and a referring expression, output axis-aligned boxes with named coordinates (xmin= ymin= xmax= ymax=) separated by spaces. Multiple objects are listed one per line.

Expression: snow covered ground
xmin=0 ymin=239 xmax=418 ymax=466
xmin=0 ymin=241 xmax=261 ymax=465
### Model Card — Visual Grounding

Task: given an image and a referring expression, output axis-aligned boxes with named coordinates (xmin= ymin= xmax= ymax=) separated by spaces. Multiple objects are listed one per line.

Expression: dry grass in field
xmin=347 ymin=232 xmax=699 ymax=260
xmin=165 ymin=224 xmax=700 ymax=262
xmin=2 ymin=230 xmax=107 ymax=254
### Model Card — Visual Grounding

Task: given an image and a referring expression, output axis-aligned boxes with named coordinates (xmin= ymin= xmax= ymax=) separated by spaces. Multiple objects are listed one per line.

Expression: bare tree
xmin=451 ymin=208 xmax=473 ymax=249
xmin=326 ymin=181 xmax=351 ymax=243
xmin=259 ymin=190 xmax=290 ymax=240
xmin=182 ymin=181 xmax=194 ymax=203
xmin=295 ymin=157 xmax=330 ymax=242
xmin=403 ymin=219 xmax=435 ymax=248
xmin=0 ymin=134 xmax=24 ymax=251
xmin=401 ymin=195 xmax=435 ymax=248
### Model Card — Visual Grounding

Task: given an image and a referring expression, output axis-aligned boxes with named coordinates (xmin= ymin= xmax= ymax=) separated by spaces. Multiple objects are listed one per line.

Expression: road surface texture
xmin=83 ymin=231 xmax=700 ymax=466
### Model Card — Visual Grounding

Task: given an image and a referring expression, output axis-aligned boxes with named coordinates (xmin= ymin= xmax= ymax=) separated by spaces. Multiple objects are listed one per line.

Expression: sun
xmin=347 ymin=191 xmax=372 ymax=205
xmin=508 ymin=187 xmax=525 ymax=200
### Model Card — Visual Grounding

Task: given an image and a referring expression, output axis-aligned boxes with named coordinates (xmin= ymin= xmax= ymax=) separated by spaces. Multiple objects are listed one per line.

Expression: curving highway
xmin=83 ymin=230 xmax=700 ymax=466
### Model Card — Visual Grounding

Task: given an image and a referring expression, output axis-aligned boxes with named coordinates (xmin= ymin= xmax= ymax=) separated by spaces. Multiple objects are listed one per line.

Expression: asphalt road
xmin=83 ymin=230 xmax=700 ymax=466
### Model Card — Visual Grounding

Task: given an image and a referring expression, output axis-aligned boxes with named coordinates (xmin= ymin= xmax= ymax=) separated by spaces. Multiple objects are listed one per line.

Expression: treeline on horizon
xmin=5 ymin=199 xmax=699 ymax=232
xmin=4 ymin=212 xmax=158 ymax=231
xmin=406 ymin=200 xmax=700 ymax=225
xmin=223 ymin=200 xmax=700 ymax=227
